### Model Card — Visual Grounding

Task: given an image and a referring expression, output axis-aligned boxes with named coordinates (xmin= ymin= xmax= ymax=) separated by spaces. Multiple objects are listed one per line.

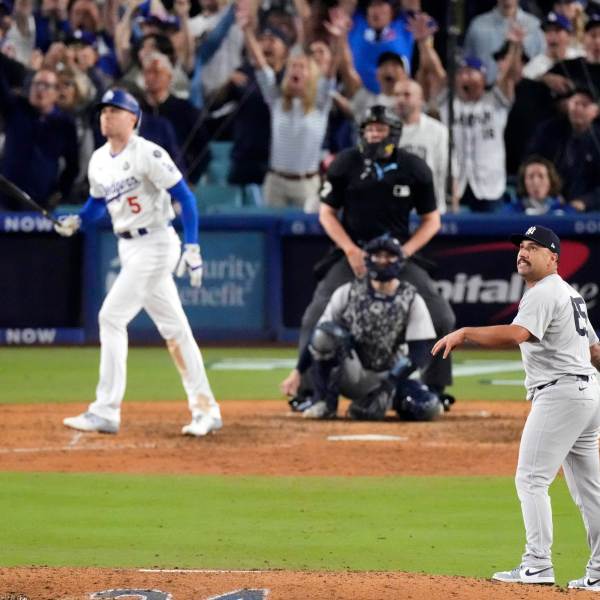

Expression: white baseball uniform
xmin=438 ymin=86 xmax=512 ymax=201
xmin=85 ymin=134 xmax=219 ymax=425
xmin=512 ymin=272 xmax=600 ymax=574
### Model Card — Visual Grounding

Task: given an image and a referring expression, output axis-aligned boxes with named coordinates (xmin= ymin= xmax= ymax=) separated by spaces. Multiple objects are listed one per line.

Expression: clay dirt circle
xmin=0 ymin=399 xmax=584 ymax=599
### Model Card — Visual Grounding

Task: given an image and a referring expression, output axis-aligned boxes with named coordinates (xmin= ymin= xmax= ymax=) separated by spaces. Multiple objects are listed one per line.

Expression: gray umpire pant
xmin=516 ymin=375 xmax=600 ymax=575
xmin=298 ymin=257 xmax=456 ymax=389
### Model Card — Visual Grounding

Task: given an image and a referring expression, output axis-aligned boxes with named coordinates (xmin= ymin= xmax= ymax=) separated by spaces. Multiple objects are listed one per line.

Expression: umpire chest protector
xmin=340 ymin=278 xmax=417 ymax=372
xmin=321 ymin=147 xmax=437 ymax=244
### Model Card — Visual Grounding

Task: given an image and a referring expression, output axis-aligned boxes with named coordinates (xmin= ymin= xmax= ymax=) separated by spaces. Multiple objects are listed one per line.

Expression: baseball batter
xmin=432 ymin=225 xmax=600 ymax=590
xmin=56 ymin=89 xmax=222 ymax=438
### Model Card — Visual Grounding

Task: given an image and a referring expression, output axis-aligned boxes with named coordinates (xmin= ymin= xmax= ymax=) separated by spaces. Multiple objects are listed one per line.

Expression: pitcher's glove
xmin=176 ymin=243 xmax=203 ymax=287
xmin=53 ymin=215 xmax=81 ymax=237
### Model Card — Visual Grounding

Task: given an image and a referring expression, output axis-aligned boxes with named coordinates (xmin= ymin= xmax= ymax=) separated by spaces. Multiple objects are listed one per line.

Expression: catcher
xmin=283 ymin=233 xmax=442 ymax=421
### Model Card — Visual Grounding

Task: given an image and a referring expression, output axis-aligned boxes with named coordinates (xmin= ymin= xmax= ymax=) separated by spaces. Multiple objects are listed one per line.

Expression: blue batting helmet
xmin=394 ymin=379 xmax=442 ymax=421
xmin=98 ymin=89 xmax=141 ymax=125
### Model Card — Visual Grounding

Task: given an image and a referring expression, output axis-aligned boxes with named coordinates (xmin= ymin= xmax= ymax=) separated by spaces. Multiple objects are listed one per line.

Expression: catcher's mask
xmin=359 ymin=105 xmax=403 ymax=162
xmin=364 ymin=233 xmax=405 ymax=282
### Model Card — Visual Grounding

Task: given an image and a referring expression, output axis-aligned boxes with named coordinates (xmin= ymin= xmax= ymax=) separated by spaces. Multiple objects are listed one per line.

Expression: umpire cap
xmin=97 ymin=89 xmax=141 ymax=125
xmin=510 ymin=225 xmax=561 ymax=255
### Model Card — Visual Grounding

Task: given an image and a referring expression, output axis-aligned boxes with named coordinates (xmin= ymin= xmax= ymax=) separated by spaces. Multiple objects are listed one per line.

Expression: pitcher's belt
xmin=536 ymin=374 xmax=590 ymax=391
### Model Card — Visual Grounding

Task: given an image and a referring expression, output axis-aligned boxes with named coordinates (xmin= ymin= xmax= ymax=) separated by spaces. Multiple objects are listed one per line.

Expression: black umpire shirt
xmin=321 ymin=147 xmax=437 ymax=245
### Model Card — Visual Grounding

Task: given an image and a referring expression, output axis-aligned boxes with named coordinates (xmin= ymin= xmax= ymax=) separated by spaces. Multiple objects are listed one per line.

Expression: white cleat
xmin=63 ymin=412 xmax=119 ymax=434
xmin=491 ymin=565 xmax=555 ymax=585
xmin=568 ymin=575 xmax=600 ymax=591
xmin=182 ymin=413 xmax=223 ymax=437
xmin=302 ymin=401 xmax=337 ymax=419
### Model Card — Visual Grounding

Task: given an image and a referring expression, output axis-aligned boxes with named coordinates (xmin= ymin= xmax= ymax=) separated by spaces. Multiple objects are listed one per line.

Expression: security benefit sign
xmin=96 ymin=231 xmax=266 ymax=340
xmin=427 ymin=237 xmax=599 ymax=328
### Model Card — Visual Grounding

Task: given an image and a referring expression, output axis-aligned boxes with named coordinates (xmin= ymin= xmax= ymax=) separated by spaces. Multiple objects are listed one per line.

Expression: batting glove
xmin=54 ymin=215 xmax=81 ymax=237
xmin=176 ymin=243 xmax=203 ymax=288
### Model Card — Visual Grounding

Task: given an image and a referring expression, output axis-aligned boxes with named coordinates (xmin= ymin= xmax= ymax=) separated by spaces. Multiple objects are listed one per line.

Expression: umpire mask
xmin=359 ymin=105 xmax=403 ymax=162
xmin=364 ymin=234 xmax=406 ymax=282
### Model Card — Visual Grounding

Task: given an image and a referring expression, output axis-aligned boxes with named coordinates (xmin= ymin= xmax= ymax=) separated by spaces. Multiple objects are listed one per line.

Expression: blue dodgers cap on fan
xmin=458 ymin=55 xmax=487 ymax=74
xmin=543 ymin=11 xmax=573 ymax=32
xmin=510 ymin=225 xmax=561 ymax=255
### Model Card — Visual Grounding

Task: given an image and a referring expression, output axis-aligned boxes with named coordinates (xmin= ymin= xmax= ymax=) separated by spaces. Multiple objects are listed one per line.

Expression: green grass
xmin=0 ymin=472 xmax=588 ymax=583
xmin=0 ymin=347 xmax=296 ymax=404
xmin=446 ymin=349 xmax=526 ymax=402
xmin=0 ymin=347 xmax=524 ymax=404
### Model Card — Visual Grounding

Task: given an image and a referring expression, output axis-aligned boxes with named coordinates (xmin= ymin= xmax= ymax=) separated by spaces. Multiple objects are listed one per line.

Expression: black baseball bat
xmin=0 ymin=174 xmax=62 ymax=227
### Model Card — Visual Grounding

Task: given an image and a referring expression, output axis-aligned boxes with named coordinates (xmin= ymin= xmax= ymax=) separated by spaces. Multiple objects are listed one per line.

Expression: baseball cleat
xmin=568 ymin=575 xmax=600 ymax=591
xmin=491 ymin=565 xmax=555 ymax=585
xmin=302 ymin=401 xmax=337 ymax=419
xmin=182 ymin=413 xmax=223 ymax=437
xmin=63 ymin=412 xmax=119 ymax=434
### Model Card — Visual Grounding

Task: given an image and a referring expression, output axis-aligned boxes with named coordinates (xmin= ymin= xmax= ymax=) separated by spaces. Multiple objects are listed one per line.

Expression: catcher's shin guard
xmin=311 ymin=358 xmax=342 ymax=412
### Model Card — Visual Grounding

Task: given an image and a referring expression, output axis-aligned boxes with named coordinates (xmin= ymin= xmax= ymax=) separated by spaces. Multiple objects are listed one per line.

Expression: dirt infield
xmin=0 ymin=566 xmax=589 ymax=600
xmin=1 ymin=399 xmax=589 ymax=599
xmin=0 ymin=399 xmax=525 ymax=476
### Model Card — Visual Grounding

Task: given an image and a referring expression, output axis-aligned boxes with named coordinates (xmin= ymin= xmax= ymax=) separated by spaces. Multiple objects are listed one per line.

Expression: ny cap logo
xmin=550 ymin=242 xmax=556 ymax=248
xmin=526 ymin=226 xmax=536 ymax=235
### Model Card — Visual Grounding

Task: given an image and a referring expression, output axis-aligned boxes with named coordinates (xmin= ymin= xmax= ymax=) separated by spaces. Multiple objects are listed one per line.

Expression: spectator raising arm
xmin=172 ymin=0 xmax=195 ymax=73
xmin=409 ymin=11 xmax=444 ymax=101
xmin=497 ymin=24 xmax=526 ymax=103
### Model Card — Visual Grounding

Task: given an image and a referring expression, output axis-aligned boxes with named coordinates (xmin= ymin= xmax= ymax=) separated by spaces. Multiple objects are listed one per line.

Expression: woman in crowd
xmin=504 ymin=155 xmax=573 ymax=215
xmin=237 ymin=0 xmax=345 ymax=212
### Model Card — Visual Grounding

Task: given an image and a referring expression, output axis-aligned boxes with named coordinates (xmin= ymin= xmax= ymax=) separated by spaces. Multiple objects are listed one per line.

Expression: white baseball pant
xmin=87 ymin=227 xmax=218 ymax=424
xmin=516 ymin=374 xmax=600 ymax=575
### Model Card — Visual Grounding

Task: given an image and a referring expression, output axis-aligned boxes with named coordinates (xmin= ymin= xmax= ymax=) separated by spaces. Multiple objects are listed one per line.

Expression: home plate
xmin=327 ymin=434 xmax=407 ymax=442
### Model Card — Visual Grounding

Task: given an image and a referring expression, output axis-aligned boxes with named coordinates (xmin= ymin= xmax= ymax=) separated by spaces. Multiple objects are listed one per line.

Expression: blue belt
xmin=117 ymin=228 xmax=148 ymax=239
xmin=536 ymin=374 xmax=589 ymax=391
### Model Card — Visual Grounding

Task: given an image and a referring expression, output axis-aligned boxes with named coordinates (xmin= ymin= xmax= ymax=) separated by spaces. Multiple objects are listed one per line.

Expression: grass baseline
xmin=0 ymin=471 xmax=590 ymax=584
xmin=0 ymin=347 xmax=524 ymax=404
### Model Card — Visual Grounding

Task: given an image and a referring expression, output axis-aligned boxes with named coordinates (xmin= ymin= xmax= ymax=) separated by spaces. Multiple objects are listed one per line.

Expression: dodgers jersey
xmin=512 ymin=273 xmax=598 ymax=393
xmin=88 ymin=135 xmax=182 ymax=233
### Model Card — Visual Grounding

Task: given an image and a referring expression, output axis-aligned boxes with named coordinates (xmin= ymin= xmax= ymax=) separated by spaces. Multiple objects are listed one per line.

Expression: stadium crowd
xmin=1 ymin=0 xmax=600 ymax=214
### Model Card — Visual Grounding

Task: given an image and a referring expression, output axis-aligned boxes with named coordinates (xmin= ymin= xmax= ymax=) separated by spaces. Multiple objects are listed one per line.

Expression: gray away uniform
xmin=512 ymin=273 xmax=600 ymax=573
xmin=317 ymin=278 xmax=435 ymax=399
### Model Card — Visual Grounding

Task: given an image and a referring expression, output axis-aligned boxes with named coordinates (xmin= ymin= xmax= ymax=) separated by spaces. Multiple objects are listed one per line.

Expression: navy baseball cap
xmin=510 ymin=225 xmax=561 ymax=255
xmin=138 ymin=13 xmax=180 ymax=30
xmin=458 ymin=56 xmax=487 ymax=74
xmin=543 ymin=11 xmax=573 ymax=32
xmin=259 ymin=25 xmax=291 ymax=47
xmin=377 ymin=50 xmax=406 ymax=68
